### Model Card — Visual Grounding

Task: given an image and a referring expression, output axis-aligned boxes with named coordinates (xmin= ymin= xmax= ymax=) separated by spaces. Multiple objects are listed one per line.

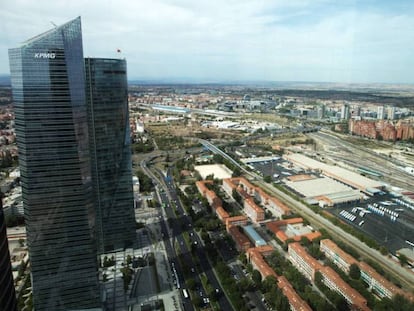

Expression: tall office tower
xmin=0 ymin=201 xmax=18 ymax=311
xmin=341 ymin=103 xmax=350 ymax=120
xmin=85 ymin=58 xmax=135 ymax=253
xmin=377 ymin=105 xmax=385 ymax=119
xmin=8 ymin=18 xmax=101 ymax=310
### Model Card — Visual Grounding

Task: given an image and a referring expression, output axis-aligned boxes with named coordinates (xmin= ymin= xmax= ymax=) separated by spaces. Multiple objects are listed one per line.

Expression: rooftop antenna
xmin=50 ymin=21 xmax=58 ymax=28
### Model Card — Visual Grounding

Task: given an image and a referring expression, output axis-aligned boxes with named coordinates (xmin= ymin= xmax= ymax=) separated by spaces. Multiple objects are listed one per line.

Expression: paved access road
xmin=259 ymin=181 xmax=414 ymax=292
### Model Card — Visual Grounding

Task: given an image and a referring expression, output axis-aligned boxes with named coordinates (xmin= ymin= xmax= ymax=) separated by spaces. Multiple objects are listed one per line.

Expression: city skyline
xmin=1 ymin=0 xmax=414 ymax=84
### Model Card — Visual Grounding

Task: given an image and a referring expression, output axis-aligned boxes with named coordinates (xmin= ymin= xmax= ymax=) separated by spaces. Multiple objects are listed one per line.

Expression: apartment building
xmin=320 ymin=239 xmax=413 ymax=301
xmin=320 ymin=266 xmax=369 ymax=311
xmin=247 ymin=248 xmax=278 ymax=280
xmin=247 ymin=246 xmax=312 ymax=311
xmin=289 ymin=243 xmax=369 ymax=311
xmin=244 ymin=198 xmax=265 ymax=222
xmin=277 ymin=276 xmax=313 ymax=311
xmin=216 ymin=206 xmax=230 ymax=222
xmin=267 ymin=219 xmax=321 ymax=244
xmin=288 ymin=242 xmax=323 ymax=281
xmin=320 ymin=239 xmax=359 ymax=274
xmin=228 ymin=226 xmax=252 ymax=252
xmin=358 ymin=262 xmax=409 ymax=300
xmin=226 ymin=216 xmax=249 ymax=231
xmin=223 ymin=177 xmax=291 ymax=218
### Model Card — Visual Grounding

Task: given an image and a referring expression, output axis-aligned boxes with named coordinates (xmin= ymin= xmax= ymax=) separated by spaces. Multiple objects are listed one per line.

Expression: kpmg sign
xmin=34 ymin=53 xmax=56 ymax=59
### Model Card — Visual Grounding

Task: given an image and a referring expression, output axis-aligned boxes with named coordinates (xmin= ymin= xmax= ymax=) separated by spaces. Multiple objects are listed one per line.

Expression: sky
xmin=1 ymin=0 xmax=414 ymax=84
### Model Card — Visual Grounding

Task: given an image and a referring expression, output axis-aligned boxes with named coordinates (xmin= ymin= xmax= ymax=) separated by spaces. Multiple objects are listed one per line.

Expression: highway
xmin=141 ymin=158 xmax=233 ymax=310
xmin=140 ymin=159 xmax=194 ymax=311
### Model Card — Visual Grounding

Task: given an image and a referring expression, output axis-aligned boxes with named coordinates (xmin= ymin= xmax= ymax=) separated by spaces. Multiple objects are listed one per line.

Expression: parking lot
xmin=329 ymin=194 xmax=414 ymax=253
xmin=249 ymin=158 xmax=300 ymax=182
xmin=249 ymin=158 xmax=414 ymax=255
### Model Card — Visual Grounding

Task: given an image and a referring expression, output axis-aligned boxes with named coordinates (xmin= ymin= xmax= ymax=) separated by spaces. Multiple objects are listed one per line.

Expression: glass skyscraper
xmin=8 ymin=17 xmax=101 ymax=310
xmin=85 ymin=58 xmax=135 ymax=253
xmin=0 ymin=201 xmax=17 ymax=311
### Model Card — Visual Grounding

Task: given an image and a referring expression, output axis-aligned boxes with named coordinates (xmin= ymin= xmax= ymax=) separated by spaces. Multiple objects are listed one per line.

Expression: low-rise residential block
xmin=320 ymin=239 xmax=359 ymax=274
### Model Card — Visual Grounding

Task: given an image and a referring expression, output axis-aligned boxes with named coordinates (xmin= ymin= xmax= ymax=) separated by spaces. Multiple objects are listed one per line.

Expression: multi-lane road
xmin=140 ymin=159 xmax=233 ymax=311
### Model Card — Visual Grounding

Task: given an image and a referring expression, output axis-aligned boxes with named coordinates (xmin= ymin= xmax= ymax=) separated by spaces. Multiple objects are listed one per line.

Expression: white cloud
xmin=1 ymin=0 xmax=414 ymax=83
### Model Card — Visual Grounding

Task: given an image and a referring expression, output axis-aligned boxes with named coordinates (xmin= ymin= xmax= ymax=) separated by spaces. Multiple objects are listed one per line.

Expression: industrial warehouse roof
xmin=285 ymin=176 xmax=353 ymax=198
xmin=284 ymin=153 xmax=384 ymax=192
xmin=194 ymin=164 xmax=233 ymax=180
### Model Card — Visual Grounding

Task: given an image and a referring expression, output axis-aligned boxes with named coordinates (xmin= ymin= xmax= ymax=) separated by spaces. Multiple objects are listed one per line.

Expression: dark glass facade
xmin=0 ymin=201 xmax=18 ymax=311
xmin=85 ymin=58 xmax=135 ymax=253
xmin=8 ymin=17 xmax=101 ymax=310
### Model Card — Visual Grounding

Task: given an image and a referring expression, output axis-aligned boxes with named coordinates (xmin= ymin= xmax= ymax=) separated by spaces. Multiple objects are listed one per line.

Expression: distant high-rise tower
xmin=354 ymin=106 xmax=361 ymax=117
xmin=8 ymin=17 xmax=101 ymax=310
xmin=387 ymin=106 xmax=396 ymax=120
xmin=85 ymin=58 xmax=135 ymax=253
xmin=377 ymin=106 xmax=385 ymax=120
xmin=317 ymin=105 xmax=325 ymax=119
xmin=341 ymin=103 xmax=350 ymax=120
xmin=0 ymin=201 xmax=18 ymax=311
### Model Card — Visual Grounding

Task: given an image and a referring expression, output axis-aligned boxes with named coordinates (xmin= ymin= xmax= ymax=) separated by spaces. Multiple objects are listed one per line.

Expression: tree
xmin=186 ymin=278 xmax=196 ymax=290
xmin=126 ymin=255 xmax=132 ymax=265
xmin=120 ymin=266 xmax=133 ymax=291
xmin=192 ymin=296 xmax=203 ymax=307
xmin=251 ymin=269 xmax=262 ymax=286
xmin=239 ymin=253 xmax=248 ymax=265
xmin=232 ymin=167 xmax=241 ymax=177
xmin=349 ymin=263 xmax=360 ymax=280
xmin=232 ymin=189 xmax=243 ymax=204
xmin=379 ymin=246 xmax=388 ymax=256
xmin=264 ymin=175 xmax=272 ymax=183
xmin=397 ymin=254 xmax=408 ymax=267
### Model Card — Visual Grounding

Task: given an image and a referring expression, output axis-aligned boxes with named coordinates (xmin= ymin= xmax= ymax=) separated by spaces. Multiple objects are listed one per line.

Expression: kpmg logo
xmin=34 ymin=53 xmax=56 ymax=59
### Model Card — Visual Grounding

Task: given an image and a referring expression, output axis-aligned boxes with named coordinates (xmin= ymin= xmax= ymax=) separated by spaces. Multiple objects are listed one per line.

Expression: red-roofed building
xmin=246 ymin=245 xmax=312 ymax=311
xmin=222 ymin=178 xmax=237 ymax=196
xmin=288 ymin=242 xmax=323 ymax=281
xmin=244 ymin=198 xmax=265 ymax=222
xmin=247 ymin=249 xmax=278 ymax=280
xmin=289 ymin=243 xmax=370 ymax=311
xmin=359 ymin=262 xmax=413 ymax=301
xmin=250 ymin=245 xmax=274 ymax=257
xmin=216 ymin=206 xmax=229 ymax=222
xmin=196 ymin=180 xmax=209 ymax=196
xmin=277 ymin=276 xmax=313 ymax=311
xmin=225 ymin=215 xmax=248 ymax=231
xmin=320 ymin=239 xmax=413 ymax=302
xmin=267 ymin=219 xmax=321 ymax=244
xmin=320 ymin=266 xmax=369 ymax=311
xmin=228 ymin=226 xmax=252 ymax=252
xmin=320 ymin=239 xmax=359 ymax=274
xmin=267 ymin=197 xmax=291 ymax=217
xmin=205 ymin=189 xmax=222 ymax=209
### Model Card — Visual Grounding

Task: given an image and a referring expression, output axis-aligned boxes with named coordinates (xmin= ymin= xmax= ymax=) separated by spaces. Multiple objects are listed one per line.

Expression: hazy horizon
xmin=1 ymin=1 xmax=414 ymax=84
xmin=0 ymin=0 xmax=414 ymax=84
